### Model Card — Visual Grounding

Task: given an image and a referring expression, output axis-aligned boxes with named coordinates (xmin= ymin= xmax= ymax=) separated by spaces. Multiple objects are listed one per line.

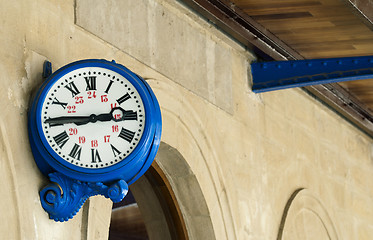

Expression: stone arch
xmin=130 ymin=142 xmax=216 ymax=239
xmin=144 ymin=78 xmax=236 ymax=239
xmin=277 ymin=189 xmax=339 ymax=240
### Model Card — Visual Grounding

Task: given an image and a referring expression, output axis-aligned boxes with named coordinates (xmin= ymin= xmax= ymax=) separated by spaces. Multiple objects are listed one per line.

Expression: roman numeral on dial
xmin=85 ymin=76 xmax=97 ymax=91
xmin=123 ymin=111 xmax=138 ymax=120
xmin=52 ymin=97 xmax=68 ymax=109
xmin=65 ymin=81 xmax=80 ymax=97
xmin=110 ymin=144 xmax=121 ymax=157
xmin=69 ymin=143 xmax=82 ymax=160
xmin=116 ymin=93 xmax=131 ymax=105
xmin=53 ymin=131 xmax=69 ymax=148
xmin=91 ymin=149 xmax=102 ymax=163
xmin=118 ymin=128 xmax=135 ymax=143
xmin=104 ymin=80 xmax=114 ymax=94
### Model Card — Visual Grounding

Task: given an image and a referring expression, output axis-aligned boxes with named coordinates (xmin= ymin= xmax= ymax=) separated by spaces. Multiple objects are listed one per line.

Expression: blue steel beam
xmin=251 ymin=56 xmax=373 ymax=93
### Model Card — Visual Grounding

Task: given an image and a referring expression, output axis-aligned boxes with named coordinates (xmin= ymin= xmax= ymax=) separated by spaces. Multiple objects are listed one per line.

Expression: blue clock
xmin=28 ymin=59 xmax=162 ymax=221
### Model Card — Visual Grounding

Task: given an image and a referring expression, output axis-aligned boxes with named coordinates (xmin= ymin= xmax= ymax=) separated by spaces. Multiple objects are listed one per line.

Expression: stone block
xmin=75 ymin=0 xmax=234 ymax=113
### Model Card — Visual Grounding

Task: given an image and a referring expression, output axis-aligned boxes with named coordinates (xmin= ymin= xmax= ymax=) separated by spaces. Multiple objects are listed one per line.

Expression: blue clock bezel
xmin=28 ymin=59 xmax=161 ymax=183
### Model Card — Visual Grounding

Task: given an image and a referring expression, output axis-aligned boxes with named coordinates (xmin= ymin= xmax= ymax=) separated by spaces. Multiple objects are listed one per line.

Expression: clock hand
xmin=44 ymin=107 xmax=129 ymax=126
xmin=92 ymin=107 xmax=137 ymax=123
xmin=44 ymin=116 xmax=92 ymax=126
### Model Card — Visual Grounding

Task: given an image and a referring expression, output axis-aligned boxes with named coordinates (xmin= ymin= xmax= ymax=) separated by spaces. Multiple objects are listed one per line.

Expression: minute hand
xmin=45 ymin=113 xmax=113 ymax=126
xmin=44 ymin=107 xmax=129 ymax=126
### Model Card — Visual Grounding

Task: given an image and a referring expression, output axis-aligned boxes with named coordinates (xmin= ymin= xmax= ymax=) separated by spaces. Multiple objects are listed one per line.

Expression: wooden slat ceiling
xmin=109 ymin=204 xmax=148 ymax=240
xmin=230 ymin=0 xmax=373 ymax=113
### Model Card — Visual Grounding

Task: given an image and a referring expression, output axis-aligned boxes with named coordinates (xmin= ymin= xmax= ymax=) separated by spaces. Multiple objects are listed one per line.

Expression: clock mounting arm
xmin=40 ymin=172 xmax=128 ymax=222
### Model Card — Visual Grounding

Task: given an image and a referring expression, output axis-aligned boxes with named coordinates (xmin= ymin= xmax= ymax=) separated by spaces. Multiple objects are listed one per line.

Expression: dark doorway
xmin=109 ymin=162 xmax=187 ymax=240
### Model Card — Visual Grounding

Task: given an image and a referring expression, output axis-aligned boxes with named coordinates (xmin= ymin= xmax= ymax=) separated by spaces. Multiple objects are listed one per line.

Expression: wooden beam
xmin=179 ymin=0 xmax=303 ymax=60
xmin=179 ymin=0 xmax=373 ymax=137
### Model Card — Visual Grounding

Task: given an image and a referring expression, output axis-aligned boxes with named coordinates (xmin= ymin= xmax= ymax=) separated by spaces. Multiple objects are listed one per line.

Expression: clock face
xmin=39 ymin=67 xmax=146 ymax=169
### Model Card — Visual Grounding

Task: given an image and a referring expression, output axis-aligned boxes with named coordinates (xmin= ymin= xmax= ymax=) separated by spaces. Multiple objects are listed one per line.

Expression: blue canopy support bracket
xmin=251 ymin=56 xmax=373 ymax=93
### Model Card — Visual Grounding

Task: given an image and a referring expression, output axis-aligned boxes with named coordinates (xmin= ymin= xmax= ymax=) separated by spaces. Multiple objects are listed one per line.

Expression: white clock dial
xmin=40 ymin=67 xmax=145 ymax=169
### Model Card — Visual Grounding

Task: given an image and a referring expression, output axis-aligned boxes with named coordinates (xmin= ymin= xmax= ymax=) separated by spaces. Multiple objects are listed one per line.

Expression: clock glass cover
xmin=39 ymin=67 xmax=146 ymax=169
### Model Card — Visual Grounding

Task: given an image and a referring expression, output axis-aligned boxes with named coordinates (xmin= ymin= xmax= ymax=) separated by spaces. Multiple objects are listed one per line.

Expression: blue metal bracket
xmin=251 ymin=56 xmax=373 ymax=93
xmin=39 ymin=172 xmax=128 ymax=222
xmin=42 ymin=61 xmax=52 ymax=79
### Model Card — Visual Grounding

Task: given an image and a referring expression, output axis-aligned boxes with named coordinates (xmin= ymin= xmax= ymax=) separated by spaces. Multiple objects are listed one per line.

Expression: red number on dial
xmin=75 ymin=96 xmax=84 ymax=104
xmin=91 ymin=140 xmax=98 ymax=147
xmin=111 ymin=103 xmax=117 ymax=109
xmin=69 ymin=128 xmax=78 ymax=135
xmin=101 ymin=95 xmax=108 ymax=102
xmin=112 ymin=125 xmax=119 ymax=132
xmin=67 ymin=105 xmax=76 ymax=113
xmin=79 ymin=136 xmax=86 ymax=144
xmin=88 ymin=91 xmax=97 ymax=99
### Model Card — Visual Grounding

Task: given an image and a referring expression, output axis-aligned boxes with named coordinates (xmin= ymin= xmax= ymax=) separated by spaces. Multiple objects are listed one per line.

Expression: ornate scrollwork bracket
xmin=39 ymin=172 xmax=128 ymax=222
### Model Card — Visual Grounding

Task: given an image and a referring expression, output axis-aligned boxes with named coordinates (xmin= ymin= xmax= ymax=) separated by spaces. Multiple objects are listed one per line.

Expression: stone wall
xmin=1 ymin=0 xmax=373 ymax=239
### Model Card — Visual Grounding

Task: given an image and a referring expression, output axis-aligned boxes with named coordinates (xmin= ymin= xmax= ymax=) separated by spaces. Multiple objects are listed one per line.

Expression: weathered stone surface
xmin=75 ymin=0 xmax=235 ymax=113
xmin=1 ymin=0 xmax=373 ymax=239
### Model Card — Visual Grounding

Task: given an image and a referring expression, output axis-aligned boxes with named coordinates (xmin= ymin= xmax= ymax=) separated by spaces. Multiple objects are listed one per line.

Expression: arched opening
xmin=108 ymin=142 xmax=215 ymax=240
xmin=109 ymin=162 xmax=187 ymax=240
xmin=277 ymin=189 xmax=338 ymax=240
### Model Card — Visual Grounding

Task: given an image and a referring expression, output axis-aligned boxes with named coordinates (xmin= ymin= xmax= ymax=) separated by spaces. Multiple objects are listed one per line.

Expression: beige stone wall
xmin=1 ymin=0 xmax=373 ymax=239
